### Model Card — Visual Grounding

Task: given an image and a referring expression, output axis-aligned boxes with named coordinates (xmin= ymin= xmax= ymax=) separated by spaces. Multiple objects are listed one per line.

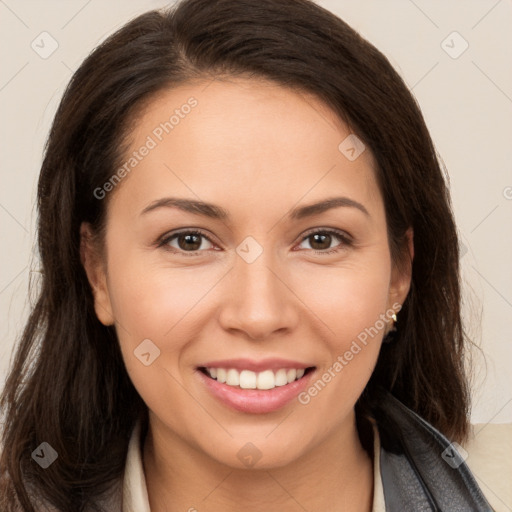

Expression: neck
xmin=143 ymin=412 xmax=374 ymax=512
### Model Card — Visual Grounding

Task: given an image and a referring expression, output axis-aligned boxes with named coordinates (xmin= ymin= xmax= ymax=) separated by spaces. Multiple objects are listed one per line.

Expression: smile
xmin=197 ymin=364 xmax=317 ymax=414
xmin=200 ymin=366 xmax=313 ymax=390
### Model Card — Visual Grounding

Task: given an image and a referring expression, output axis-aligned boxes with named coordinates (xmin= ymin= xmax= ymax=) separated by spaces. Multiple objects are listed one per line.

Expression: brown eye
xmin=176 ymin=233 xmax=203 ymax=251
xmin=297 ymin=229 xmax=352 ymax=255
xmin=309 ymin=232 xmax=334 ymax=251
xmin=160 ymin=230 xmax=215 ymax=255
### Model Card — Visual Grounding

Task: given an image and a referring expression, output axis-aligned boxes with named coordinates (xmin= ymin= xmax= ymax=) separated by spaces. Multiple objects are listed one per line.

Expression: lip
xmin=197 ymin=358 xmax=312 ymax=373
xmin=196 ymin=365 xmax=316 ymax=414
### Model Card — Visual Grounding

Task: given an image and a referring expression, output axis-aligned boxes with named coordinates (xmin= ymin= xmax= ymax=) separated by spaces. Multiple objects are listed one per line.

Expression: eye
xmin=296 ymin=228 xmax=352 ymax=255
xmin=157 ymin=227 xmax=352 ymax=257
xmin=159 ymin=229 xmax=216 ymax=256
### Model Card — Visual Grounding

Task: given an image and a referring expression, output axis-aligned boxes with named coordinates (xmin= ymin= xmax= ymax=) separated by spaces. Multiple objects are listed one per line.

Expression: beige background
xmin=1 ymin=0 xmax=511 ymax=429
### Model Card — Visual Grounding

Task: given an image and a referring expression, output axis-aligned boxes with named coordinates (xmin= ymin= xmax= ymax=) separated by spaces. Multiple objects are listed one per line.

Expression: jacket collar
xmin=371 ymin=388 xmax=493 ymax=511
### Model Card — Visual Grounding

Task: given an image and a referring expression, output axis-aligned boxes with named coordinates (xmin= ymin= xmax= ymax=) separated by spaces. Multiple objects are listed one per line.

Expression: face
xmin=81 ymin=77 xmax=411 ymax=469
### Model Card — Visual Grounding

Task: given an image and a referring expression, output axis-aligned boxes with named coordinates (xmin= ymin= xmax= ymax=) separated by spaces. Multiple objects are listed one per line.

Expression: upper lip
xmin=197 ymin=358 xmax=315 ymax=373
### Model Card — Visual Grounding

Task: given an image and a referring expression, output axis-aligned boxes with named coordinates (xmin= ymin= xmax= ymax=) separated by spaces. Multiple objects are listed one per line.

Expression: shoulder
xmin=462 ymin=423 xmax=512 ymax=512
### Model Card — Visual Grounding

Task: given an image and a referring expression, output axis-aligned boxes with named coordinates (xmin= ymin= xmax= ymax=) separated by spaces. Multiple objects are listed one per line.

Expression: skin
xmin=81 ymin=76 xmax=412 ymax=512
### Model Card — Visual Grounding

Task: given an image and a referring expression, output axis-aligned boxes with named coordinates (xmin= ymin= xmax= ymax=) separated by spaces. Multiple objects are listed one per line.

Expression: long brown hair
xmin=0 ymin=0 xmax=471 ymax=510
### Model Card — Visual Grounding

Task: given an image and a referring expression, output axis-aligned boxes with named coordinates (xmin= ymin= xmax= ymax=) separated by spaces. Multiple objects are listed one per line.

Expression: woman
xmin=0 ymin=0 xmax=509 ymax=510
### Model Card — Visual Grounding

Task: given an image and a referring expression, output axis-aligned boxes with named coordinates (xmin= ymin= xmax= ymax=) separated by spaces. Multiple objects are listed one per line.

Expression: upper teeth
xmin=206 ymin=367 xmax=306 ymax=390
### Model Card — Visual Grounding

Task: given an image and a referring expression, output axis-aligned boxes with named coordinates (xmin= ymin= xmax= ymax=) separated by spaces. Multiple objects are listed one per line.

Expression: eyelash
xmin=157 ymin=228 xmax=353 ymax=257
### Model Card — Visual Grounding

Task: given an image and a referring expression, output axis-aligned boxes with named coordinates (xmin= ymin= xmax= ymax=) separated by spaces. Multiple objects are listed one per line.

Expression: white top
xmin=121 ymin=421 xmax=512 ymax=512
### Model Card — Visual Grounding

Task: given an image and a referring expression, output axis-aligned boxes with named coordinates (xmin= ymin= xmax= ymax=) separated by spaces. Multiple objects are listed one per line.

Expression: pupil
xmin=179 ymin=234 xmax=201 ymax=250
xmin=312 ymin=233 xmax=330 ymax=250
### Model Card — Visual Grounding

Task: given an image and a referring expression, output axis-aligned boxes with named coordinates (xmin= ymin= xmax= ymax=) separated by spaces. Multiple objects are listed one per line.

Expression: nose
xmin=218 ymin=248 xmax=299 ymax=341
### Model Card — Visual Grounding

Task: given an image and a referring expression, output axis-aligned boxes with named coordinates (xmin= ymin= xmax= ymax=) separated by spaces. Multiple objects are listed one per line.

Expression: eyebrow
xmin=140 ymin=196 xmax=369 ymax=220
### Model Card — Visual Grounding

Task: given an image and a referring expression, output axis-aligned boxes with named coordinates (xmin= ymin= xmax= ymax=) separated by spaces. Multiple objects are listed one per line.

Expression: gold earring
xmin=383 ymin=311 xmax=398 ymax=343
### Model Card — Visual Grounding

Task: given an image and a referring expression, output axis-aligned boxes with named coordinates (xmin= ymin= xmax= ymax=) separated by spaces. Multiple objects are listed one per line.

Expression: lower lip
xmin=197 ymin=368 xmax=316 ymax=414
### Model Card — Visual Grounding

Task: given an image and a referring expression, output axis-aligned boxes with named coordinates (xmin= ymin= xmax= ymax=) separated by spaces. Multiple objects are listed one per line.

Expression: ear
xmin=80 ymin=222 xmax=115 ymax=326
xmin=387 ymin=227 xmax=414 ymax=311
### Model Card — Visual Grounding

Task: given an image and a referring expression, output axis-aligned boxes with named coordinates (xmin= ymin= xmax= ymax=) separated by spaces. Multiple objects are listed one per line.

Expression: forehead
xmin=109 ymin=76 xmax=383 ymax=225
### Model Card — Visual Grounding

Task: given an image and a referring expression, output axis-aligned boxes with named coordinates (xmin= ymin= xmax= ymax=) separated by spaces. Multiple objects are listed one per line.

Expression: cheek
xmin=105 ymin=256 xmax=209 ymax=423
xmin=104 ymin=247 xmax=220 ymax=384
xmin=289 ymin=256 xmax=391 ymax=415
xmin=292 ymin=255 xmax=391 ymax=344
xmin=104 ymin=227 xmax=216 ymax=337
